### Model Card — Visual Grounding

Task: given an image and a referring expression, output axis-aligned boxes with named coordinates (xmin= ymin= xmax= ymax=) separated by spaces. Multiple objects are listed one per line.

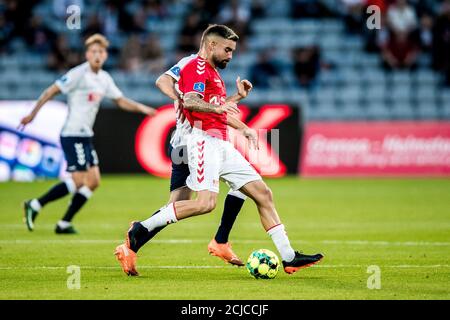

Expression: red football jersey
xmin=178 ymin=56 xmax=228 ymax=140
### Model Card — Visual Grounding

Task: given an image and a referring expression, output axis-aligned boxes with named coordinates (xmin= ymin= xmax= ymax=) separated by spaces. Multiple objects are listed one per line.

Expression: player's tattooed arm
xmin=115 ymin=97 xmax=156 ymax=116
xmin=18 ymin=84 xmax=61 ymax=130
xmin=183 ymin=93 xmax=240 ymax=115
xmin=155 ymin=74 xmax=179 ymax=101
xmin=226 ymin=76 xmax=253 ymax=103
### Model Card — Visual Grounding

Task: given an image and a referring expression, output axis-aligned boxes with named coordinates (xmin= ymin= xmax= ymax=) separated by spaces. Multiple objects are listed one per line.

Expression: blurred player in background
xmin=115 ymin=25 xmax=323 ymax=276
xmin=19 ymin=34 xmax=156 ymax=234
xmin=146 ymin=36 xmax=255 ymax=266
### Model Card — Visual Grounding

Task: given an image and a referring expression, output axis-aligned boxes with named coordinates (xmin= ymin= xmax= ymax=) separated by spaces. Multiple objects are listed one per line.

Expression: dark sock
xmin=38 ymin=182 xmax=70 ymax=207
xmin=62 ymin=192 xmax=88 ymax=222
xmin=214 ymin=194 xmax=245 ymax=244
xmin=132 ymin=210 xmax=166 ymax=252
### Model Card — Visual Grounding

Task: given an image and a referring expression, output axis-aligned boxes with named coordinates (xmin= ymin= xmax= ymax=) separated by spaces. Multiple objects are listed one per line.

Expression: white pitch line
xmin=0 ymin=264 xmax=449 ymax=271
xmin=0 ymin=239 xmax=449 ymax=246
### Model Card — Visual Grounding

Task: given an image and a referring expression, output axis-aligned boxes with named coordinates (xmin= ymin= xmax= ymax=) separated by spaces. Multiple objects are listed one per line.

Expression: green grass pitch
xmin=0 ymin=175 xmax=449 ymax=299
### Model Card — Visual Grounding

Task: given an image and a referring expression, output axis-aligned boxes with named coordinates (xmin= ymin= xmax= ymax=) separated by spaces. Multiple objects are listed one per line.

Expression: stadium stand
xmin=0 ymin=0 xmax=449 ymax=120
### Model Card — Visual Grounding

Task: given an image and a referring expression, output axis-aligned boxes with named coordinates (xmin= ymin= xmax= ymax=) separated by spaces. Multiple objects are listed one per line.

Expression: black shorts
xmin=60 ymin=136 xmax=99 ymax=172
xmin=168 ymin=144 xmax=189 ymax=192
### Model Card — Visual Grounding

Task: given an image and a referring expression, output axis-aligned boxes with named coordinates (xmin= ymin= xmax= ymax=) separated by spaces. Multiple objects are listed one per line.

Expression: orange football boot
xmin=208 ymin=239 xmax=244 ymax=266
xmin=114 ymin=244 xmax=139 ymax=276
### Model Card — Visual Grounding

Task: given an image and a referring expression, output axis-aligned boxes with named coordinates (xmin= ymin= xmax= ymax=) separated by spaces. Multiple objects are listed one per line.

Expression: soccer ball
xmin=246 ymin=249 xmax=280 ymax=279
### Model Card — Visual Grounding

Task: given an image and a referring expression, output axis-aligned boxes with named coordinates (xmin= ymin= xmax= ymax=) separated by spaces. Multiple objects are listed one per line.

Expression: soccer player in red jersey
xmin=153 ymin=45 xmax=255 ymax=266
xmin=115 ymin=25 xmax=323 ymax=276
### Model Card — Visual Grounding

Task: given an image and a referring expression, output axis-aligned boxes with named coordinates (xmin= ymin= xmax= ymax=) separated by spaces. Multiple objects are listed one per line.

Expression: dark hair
xmin=201 ymin=24 xmax=239 ymax=44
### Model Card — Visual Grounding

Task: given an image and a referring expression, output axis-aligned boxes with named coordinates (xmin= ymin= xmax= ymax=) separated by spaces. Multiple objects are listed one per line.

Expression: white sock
xmin=140 ymin=203 xmax=178 ymax=232
xmin=227 ymin=189 xmax=247 ymax=200
xmin=78 ymin=186 xmax=93 ymax=199
xmin=57 ymin=220 xmax=72 ymax=229
xmin=267 ymin=224 xmax=295 ymax=262
xmin=64 ymin=178 xmax=77 ymax=194
xmin=30 ymin=199 xmax=41 ymax=212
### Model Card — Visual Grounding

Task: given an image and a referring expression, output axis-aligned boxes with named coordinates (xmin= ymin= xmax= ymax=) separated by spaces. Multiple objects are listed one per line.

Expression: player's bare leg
xmin=168 ymin=186 xmax=192 ymax=203
xmin=239 ymin=180 xmax=324 ymax=274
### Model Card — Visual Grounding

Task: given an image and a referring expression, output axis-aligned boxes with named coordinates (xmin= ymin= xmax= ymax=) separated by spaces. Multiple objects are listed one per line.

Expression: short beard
xmin=213 ymin=56 xmax=229 ymax=69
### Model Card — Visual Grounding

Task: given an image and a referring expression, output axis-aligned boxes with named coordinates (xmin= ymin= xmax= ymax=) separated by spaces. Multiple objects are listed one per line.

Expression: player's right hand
xmin=243 ymin=128 xmax=259 ymax=150
xmin=17 ymin=114 xmax=34 ymax=131
xmin=217 ymin=101 xmax=240 ymax=115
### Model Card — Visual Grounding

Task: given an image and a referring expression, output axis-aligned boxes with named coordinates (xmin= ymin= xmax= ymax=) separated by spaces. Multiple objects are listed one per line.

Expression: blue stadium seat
xmin=441 ymin=103 xmax=450 ymax=119
xmin=340 ymin=102 xmax=363 ymax=120
xmin=366 ymin=102 xmax=390 ymax=120
xmin=416 ymin=102 xmax=439 ymax=119
xmin=390 ymin=102 xmax=415 ymax=120
xmin=414 ymin=86 xmax=437 ymax=101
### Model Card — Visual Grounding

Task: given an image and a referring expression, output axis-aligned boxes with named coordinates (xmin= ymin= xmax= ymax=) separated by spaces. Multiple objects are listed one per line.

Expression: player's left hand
xmin=174 ymin=99 xmax=186 ymax=123
xmin=141 ymin=105 xmax=156 ymax=117
xmin=243 ymin=128 xmax=259 ymax=150
xmin=236 ymin=76 xmax=253 ymax=99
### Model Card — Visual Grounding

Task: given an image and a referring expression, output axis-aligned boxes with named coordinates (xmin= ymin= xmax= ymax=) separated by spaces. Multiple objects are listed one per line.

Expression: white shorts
xmin=186 ymin=128 xmax=262 ymax=193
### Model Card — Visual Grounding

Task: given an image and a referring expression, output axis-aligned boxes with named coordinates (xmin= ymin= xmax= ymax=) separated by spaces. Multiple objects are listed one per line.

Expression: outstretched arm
xmin=114 ymin=97 xmax=156 ymax=116
xmin=18 ymin=84 xmax=61 ymax=130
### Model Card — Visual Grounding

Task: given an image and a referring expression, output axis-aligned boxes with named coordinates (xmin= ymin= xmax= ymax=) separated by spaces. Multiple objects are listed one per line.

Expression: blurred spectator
xmin=217 ymin=0 xmax=252 ymax=48
xmin=47 ymin=35 xmax=81 ymax=72
xmin=52 ymin=0 xmax=84 ymax=19
xmin=97 ymin=1 xmax=133 ymax=37
xmin=419 ymin=13 xmax=433 ymax=51
xmin=4 ymin=0 xmax=38 ymax=39
xmin=381 ymin=30 xmax=419 ymax=70
xmin=82 ymin=14 xmax=103 ymax=39
xmin=341 ymin=0 xmax=365 ymax=34
xmin=119 ymin=33 xmax=166 ymax=74
xmin=249 ymin=49 xmax=284 ymax=88
xmin=141 ymin=33 xmax=166 ymax=74
xmin=290 ymin=0 xmax=334 ymax=19
xmin=189 ymin=0 xmax=221 ymax=26
xmin=432 ymin=0 xmax=450 ymax=86
xmin=365 ymin=0 xmax=388 ymax=13
xmin=386 ymin=0 xmax=418 ymax=34
xmin=119 ymin=35 xmax=143 ymax=72
xmin=250 ymin=0 xmax=266 ymax=19
xmin=177 ymin=12 xmax=204 ymax=55
xmin=292 ymin=46 xmax=321 ymax=89
xmin=25 ymin=15 xmax=56 ymax=53
xmin=142 ymin=0 xmax=169 ymax=27
xmin=0 ymin=12 xmax=13 ymax=54
xmin=363 ymin=0 xmax=389 ymax=52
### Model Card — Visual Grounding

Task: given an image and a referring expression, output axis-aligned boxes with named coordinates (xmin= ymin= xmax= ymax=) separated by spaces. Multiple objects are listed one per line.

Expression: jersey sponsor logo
xmin=170 ymin=66 xmax=180 ymax=76
xmin=88 ymin=92 xmax=102 ymax=102
xmin=209 ymin=95 xmax=225 ymax=106
xmin=59 ymin=75 xmax=68 ymax=83
xmin=193 ymin=82 xmax=205 ymax=93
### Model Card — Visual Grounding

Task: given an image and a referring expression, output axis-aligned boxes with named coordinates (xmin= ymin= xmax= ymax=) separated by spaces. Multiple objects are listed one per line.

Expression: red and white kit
xmin=178 ymin=57 xmax=261 ymax=193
